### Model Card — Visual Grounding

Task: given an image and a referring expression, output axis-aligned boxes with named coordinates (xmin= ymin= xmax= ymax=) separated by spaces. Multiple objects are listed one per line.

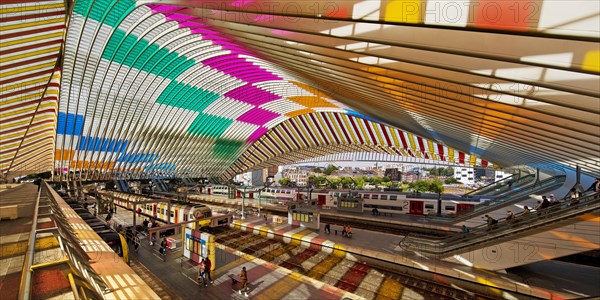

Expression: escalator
xmin=447 ymin=175 xmax=566 ymax=224
xmin=151 ymin=178 xmax=168 ymax=192
xmin=464 ymin=174 xmax=535 ymax=197
xmin=400 ymin=192 xmax=600 ymax=270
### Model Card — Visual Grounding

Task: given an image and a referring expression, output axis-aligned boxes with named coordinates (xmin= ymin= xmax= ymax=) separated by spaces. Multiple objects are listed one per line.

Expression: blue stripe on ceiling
xmin=56 ymin=112 xmax=85 ymax=136
xmin=77 ymin=136 xmax=129 ymax=152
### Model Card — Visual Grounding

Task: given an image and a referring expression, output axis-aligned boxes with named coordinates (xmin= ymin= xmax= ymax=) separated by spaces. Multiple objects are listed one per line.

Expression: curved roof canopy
xmin=1 ymin=0 xmax=598 ymax=179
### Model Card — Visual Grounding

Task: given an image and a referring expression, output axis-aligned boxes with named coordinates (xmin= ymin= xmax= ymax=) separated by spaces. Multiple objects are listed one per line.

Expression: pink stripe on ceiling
xmin=202 ymin=55 xmax=282 ymax=83
xmin=236 ymin=107 xmax=279 ymax=126
xmin=246 ymin=127 xmax=268 ymax=142
xmin=225 ymin=84 xmax=279 ymax=106
xmin=147 ymin=4 xmax=182 ymax=13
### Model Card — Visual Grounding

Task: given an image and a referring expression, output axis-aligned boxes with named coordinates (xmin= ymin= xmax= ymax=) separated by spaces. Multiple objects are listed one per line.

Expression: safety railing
xmin=17 ymin=183 xmax=42 ymax=299
xmin=403 ymin=192 xmax=600 ymax=256
xmin=463 ymin=173 xmax=522 ymax=196
xmin=448 ymin=175 xmax=566 ymax=223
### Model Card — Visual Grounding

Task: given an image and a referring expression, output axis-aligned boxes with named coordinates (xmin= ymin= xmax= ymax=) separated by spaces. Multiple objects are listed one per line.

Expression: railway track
xmin=212 ymin=227 xmax=497 ymax=300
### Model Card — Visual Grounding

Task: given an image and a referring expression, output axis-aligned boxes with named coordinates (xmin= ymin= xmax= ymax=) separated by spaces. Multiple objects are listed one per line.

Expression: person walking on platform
xmin=204 ymin=257 xmax=213 ymax=284
xmin=160 ymin=238 xmax=168 ymax=255
xmin=239 ymin=266 xmax=248 ymax=296
xmin=345 ymin=226 xmax=352 ymax=238
xmin=198 ymin=258 xmax=207 ymax=287
xmin=324 ymin=223 xmax=331 ymax=234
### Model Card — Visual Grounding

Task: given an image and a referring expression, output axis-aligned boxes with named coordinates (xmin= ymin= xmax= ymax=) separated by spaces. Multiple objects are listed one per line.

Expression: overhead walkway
xmin=400 ymin=192 xmax=600 ymax=270
xmin=430 ymin=175 xmax=566 ymax=224
xmin=464 ymin=173 xmax=535 ymax=197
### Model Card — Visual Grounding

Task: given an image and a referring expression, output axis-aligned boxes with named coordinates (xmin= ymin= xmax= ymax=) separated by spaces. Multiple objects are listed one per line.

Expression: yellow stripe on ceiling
xmin=370 ymin=120 xmax=386 ymax=146
xmin=0 ymin=3 xmax=63 ymax=14
xmin=340 ymin=114 xmax=358 ymax=144
xmin=304 ymin=115 xmax=325 ymax=145
xmin=292 ymin=118 xmax=314 ymax=147
xmin=406 ymin=133 xmax=422 ymax=158
xmin=0 ymin=46 xmax=62 ymax=64
xmin=1 ymin=61 xmax=57 ymax=79
xmin=0 ymin=32 xmax=63 ymax=48
xmin=327 ymin=112 xmax=347 ymax=144
xmin=447 ymin=148 xmax=455 ymax=163
xmin=314 ymin=113 xmax=335 ymax=144
xmin=356 ymin=118 xmax=370 ymax=145
xmin=470 ymin=155 xmax=477 ymax=166
xmin=427 ymin=140 xmax=438 ymax=160
xmin=285 ymin=121 xmax=306 ymax=149
xmin=0 ymin=91 xmax=45 ymax=106
xmin=0 ymin=17 xmax=64 ymax=32
xmin=390 ymin=128 xmax=400 ymax=148
xmin=0 ymin=77 xmax=49 ymax=93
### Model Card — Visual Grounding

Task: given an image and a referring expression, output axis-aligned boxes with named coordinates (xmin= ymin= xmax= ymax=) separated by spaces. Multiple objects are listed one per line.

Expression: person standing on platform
xmin=324 ymin=223 xmax=331 ymax=234
xmin=160 ymin=238 xmax=168 ymax=255
xmin=239 ymin=266 xmax=248 ymax=296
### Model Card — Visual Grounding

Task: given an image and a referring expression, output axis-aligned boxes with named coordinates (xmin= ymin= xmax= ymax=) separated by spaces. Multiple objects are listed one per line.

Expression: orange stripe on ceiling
xmin=285 ymin=107 xmax=314 ymax=118
xmin=289 ymin=81 xmax=335 ymax=100
xmin=55 ymin=150 xmax=74 ymax=160
xmin=287 ymin=96 xmax=338 ymax=109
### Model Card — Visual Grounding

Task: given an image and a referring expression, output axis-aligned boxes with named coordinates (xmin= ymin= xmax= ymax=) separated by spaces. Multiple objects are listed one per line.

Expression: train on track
xmin=98 ymin=191 xmax=233 ymax=229
xmin=203 ymin=184 xmax=492 ymax=216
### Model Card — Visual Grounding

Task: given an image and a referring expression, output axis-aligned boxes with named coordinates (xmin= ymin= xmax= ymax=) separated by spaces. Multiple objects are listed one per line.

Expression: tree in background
xmin=278 ymin=178 xmax=293 ymax=187
xmin=313 ymin=167 xmax=323 ymax=173
xmin=444 ymin=177 xmax=458 ymax=184
xmin=323 ymin=165 xmax=338 ymax=176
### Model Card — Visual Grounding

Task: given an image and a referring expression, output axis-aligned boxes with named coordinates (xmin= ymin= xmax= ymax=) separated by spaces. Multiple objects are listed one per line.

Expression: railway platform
xmin=107 ymin=206 xmax=599 ymax=299
xmin=108 ymin=210 xmax=361 ymax=299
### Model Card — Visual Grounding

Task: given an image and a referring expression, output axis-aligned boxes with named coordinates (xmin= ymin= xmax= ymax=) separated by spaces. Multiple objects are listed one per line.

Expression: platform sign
xmin=288 ymin=208 xmax=320 ymax=229
xmin=183 ymin=228 xmax=214 ymax=264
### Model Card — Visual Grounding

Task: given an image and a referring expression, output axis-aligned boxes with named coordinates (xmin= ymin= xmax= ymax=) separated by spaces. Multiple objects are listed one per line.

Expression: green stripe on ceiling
xmin=188 ymin=114 xmax=232 ymax=137
xmin=156 ymin=81 xmax=219 ymax=112
xmin=73 ymin=0 xmax=93 ymax=17
xmin=213 ymin=138 xmax=244 ymax=159
xmin=75 ymin=0 xmax=137 ymax=28
xmin=102 ymin=29 xmax=196 ymax=80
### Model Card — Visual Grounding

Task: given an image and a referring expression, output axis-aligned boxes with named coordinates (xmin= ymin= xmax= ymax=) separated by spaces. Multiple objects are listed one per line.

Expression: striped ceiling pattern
xmin=2 ymin=0 xmax=598 ymax=180
xmin=56 ymin=0 xmax=352 ymax=179
xmin=224 ymin=112 xmax=489 ymax=179
xmin=0 ymin=0 xmax=66 ymax=175
xmin=171 ymin=0 xmax=599 ymax=177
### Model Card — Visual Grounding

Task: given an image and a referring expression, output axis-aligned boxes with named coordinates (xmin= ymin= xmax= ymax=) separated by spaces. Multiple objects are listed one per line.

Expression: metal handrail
xmin=404 ymin=192 xmax=600 ymax=256
xmin=464 ymin=173 xmax=519 ymax=196
xmin=18 ymin=182 xmax=43 ymax=299
xmin=450 ymin=175 xmax=566 ymax=222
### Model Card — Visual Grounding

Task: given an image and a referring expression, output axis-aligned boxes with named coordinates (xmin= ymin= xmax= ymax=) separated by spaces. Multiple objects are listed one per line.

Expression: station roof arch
xmin=1 ymin=0 xmax=598 ymax=179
